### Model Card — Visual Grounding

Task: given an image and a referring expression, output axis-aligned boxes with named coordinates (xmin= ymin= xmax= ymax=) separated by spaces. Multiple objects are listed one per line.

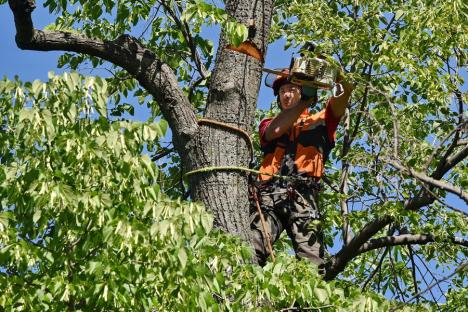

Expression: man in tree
xmin=251 ymin=70 xmax=353 ymax=268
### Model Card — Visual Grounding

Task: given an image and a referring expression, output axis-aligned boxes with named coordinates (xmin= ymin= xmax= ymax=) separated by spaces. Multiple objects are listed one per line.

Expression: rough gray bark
xmin=187 ymin=0 xmax=273 ymax=241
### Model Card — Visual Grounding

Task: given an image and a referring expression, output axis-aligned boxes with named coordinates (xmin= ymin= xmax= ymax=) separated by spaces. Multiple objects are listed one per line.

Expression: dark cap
xmin=272 ymin=69 xmax=290 ymax=96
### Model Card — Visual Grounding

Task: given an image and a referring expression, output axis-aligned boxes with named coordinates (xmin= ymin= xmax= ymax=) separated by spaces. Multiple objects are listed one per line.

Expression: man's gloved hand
xmin=301 ymin=86 xmax=317 ymax=102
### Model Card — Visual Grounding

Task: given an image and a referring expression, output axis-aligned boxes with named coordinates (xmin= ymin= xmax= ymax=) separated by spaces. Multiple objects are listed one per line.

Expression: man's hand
xmin=337 ymin=78 xmax=353 ymax=97
xmin=329 ymin=77 xmax=353 ymax=118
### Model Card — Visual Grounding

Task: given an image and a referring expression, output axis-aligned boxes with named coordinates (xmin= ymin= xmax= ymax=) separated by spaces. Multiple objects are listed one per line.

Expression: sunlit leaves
xmin=265 ymin=0 xmax=467 ymax=305
xmin=0 ymin=73 xmax=180 ymax=310
xmin=0 ymin=73 xmax=428 ymax=310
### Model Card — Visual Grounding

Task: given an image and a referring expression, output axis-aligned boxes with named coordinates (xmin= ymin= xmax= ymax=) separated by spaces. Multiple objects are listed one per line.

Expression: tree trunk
xmin=187 ymin=0 xmax=274 ymax=243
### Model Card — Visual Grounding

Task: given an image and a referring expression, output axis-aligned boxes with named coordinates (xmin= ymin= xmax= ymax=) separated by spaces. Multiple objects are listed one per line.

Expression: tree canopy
xmin=1 ymin=0 xmax=466 ymax=310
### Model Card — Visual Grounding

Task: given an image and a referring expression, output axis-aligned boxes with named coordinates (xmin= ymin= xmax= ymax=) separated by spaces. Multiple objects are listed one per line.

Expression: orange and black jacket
xmin=258 ymin=101 xmax=341 ymax=181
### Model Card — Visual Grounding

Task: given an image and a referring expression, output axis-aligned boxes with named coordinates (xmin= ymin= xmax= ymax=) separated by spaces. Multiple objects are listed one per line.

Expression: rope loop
xmin=197 ymin=118 xmax=255 ymax=166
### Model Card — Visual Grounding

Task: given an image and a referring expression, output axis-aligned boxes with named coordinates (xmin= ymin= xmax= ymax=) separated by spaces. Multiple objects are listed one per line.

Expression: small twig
xmin=321 ymin=176 xmax=341 ymax=194
xmin=138 ymin=4 xmax=162 ymax=39
xmin=368 ymin=85 xmax=400 ymax=158
xmin=417 ymin=180 xmax=468 ymax=217
xmin=407 ymin=245 xmax=419 ymax=302
xmin=411 ymin=252 xmax=440 ymax=304
xmin=151 ymin=147 xmax=174 ymax=161
xmin=340 ymin=109 xmax=352 ymax=245
xmin=388 ymin=247 xmax=406 ymax=302
xmin=383 ymin=157 xmax=468 ymax=203
xmin=279 ymin=305 xmax=334 ymax=311
xmin=362 ymin=246 xmax=389 ymax=290
xmin=413 ymin=252 xmax=446 ymax=299
xmin=158 ymin=0 xmax=208 ymax=78
xmin=188 ymin=75 xmax=207 ymax=102
xmin=390 ymin=263 xmax=467 ymax=311
xmin=423 ymin=123 xmax=462 ymax=170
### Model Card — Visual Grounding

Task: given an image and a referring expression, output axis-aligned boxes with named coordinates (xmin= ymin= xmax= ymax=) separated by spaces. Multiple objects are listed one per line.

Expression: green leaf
xmin=178 ymin=248 xmax=188 ymax=268
xmin=313 ymin=287 xmax=328 ymax=303
xmin=44 ymin=251 xmax=54 ymax=263
xmin=33 ymin=210 xmax=41 ymax=223
xmin=31 ymin=80 xmax=43 ymax=98
xmin=225 ymin=21 xmax=248 ymax=47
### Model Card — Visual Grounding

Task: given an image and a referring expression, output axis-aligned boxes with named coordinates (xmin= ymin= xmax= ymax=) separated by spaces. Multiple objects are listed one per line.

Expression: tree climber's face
xmin=279 ymin=83 xmax=301 ymax=110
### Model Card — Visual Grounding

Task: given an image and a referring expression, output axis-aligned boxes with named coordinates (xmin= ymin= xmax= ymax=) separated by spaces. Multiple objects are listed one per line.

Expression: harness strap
xmin=250 ymin=184 xmax=275 ymax=261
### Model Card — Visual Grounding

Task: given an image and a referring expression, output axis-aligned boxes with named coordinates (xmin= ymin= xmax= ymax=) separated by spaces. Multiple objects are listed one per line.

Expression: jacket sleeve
xmin=259 ymin=118 xmax=273 ymax=148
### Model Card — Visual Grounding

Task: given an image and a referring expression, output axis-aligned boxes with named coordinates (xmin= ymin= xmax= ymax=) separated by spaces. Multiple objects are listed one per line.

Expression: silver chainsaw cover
xmin=290 ymin=57 xmax=337 ymax=89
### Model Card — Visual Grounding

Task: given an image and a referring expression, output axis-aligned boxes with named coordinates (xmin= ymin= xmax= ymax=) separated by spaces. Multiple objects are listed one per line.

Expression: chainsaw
xmin=264 ymin=43 xmax=342 ymax=90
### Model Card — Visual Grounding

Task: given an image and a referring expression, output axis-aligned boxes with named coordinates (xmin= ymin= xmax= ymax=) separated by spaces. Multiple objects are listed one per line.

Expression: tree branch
xmin=324 ymin=215 xmax=393 ymax=280
xmin=326 ymin=135 xmax=468 ymax=280
xmin=336 ymin=63 xmax=374 ymax=247
xmin=434 ymin=144 xmax=468 ymax=179
xmin=158 ymin=0 xmax=208 ymax=79
xmin=356 ymin=234 xmax=468 ymax=255
xmin=390 ymin=262 xmax=467 ymax=311
xmin=324 ymin=190 xmax=466 ymax=281
xmin=362 ymin=246 xmax=389 ymax=290
xmin=407 ymin=245 xmax=419 ymax=302
xmin=8 ymin=0 xmax=198 ymax=153
xmin=425 ymin=126 xmax=458 ymax=171
xmin=412 ymin=252 xmax=440 ymax=304
xmin=384 ymin=158 xmax=468 ymax=203
xmin=368 ymin=85 xmax=400 ymax=158
xmin=388 ymin=247 xmax=406 ymax=302
xmin=339 ymin=109 xmax=352 ymax=245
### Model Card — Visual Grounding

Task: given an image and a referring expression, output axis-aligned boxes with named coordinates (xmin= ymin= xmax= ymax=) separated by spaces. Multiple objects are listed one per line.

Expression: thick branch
xmin=324 ymin=215 xmax=393 ymax=280
xmin=326 ymin=230 xmax=467 ymax=281
xmin=326 ymin=129 xmax=468 ymax=280
xmin=424 ymin=125 xmax=460 ymax=170
xmin=8 ymin=0 xmax=198 ymax=152
xmin=357 ymin=234 xmax=468 ymax=254
xmin=434 ymin=144 xmax=468 ymax=179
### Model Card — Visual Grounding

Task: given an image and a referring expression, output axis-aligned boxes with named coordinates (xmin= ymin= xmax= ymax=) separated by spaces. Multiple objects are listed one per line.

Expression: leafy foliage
xmin=1 ymin=0 xmax=466 ymax=310
xmin=0 ymin=73 xmax=431 ymax=311
xmin=270 ymin=0 xmax=467 ymax=302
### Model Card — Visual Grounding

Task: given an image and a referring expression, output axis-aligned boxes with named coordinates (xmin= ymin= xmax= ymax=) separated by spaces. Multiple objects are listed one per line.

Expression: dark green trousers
xmin=250 ymin=180 xmax=324 ymax=267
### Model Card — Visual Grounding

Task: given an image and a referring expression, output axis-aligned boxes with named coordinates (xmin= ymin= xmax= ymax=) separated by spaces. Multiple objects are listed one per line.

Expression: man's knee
xmin=292 ymin=220 xmax=324 ymax=266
